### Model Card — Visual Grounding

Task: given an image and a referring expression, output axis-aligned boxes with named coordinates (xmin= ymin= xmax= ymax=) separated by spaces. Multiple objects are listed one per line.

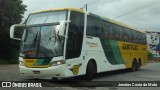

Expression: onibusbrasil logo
xmin=1 ymin=82 xmax=42 ymax=87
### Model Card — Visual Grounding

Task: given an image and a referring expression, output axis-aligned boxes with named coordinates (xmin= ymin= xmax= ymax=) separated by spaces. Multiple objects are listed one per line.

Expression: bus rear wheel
xmin=85 ymin=61 xmax=94 ymax=80
xmin=136 ymin=60 xmax=141 ymax=71
xmin=131 ymin=61 xmax=137 ymax=72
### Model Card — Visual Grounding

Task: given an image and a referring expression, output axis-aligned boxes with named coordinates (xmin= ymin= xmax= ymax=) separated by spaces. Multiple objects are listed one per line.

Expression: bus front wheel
xmin=85 ymin=61 xmax=94 ymax=80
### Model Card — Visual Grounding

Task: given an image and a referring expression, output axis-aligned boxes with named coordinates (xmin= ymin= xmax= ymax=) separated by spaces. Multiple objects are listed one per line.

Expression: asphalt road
xmin=0 ymin=62 xmax=160 ymax=90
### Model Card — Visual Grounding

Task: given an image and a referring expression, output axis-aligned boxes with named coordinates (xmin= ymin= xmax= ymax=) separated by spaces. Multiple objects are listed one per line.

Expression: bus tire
xmin=131 ymin=61 xmax=137 ymax=72
xmin=85 ymin=61 xmax=94 ymax=81
xmin=136 ymin=60 xmax=141 ymax=71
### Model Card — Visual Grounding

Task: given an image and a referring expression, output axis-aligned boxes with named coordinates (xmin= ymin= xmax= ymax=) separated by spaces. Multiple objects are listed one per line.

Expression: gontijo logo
xmin=70 ymin=64 xmax=82 ymax=75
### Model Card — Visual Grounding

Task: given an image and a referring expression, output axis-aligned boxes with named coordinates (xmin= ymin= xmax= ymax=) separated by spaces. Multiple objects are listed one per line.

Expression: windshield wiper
xmin=33 ymin=31 xmax=38 ymax=48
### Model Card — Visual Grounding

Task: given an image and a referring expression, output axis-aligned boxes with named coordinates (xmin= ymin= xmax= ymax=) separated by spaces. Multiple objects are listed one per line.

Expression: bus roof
xmin=32 ymin=8 xmax=85 ymax=14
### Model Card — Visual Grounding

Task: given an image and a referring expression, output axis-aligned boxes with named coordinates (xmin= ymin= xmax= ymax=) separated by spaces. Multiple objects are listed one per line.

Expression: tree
xmin=0 ymin=0 xmax=27 ymax=63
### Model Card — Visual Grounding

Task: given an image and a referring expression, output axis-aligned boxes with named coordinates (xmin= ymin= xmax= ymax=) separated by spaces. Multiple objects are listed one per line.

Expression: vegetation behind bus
xmin=0 ymin=0 xmax=26 ymax=64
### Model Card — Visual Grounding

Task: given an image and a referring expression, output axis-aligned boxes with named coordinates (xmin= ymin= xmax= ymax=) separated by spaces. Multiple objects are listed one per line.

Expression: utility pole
xmin=80 ymin=4 xmax=88 ymax=11
xmin=85 ymin=4 xmax=87 ymax=11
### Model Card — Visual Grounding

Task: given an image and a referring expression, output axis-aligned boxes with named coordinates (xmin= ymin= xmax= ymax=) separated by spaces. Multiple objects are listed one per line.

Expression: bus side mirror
xmin=10 ymin=24 xmax=25 ymax=40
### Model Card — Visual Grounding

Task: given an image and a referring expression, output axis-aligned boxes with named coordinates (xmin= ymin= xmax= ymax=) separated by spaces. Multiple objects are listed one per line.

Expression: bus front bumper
xmin=19 ymin=65 xmax=68 ymax=78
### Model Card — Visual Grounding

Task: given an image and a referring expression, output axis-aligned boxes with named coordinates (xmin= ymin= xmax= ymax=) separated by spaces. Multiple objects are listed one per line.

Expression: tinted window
xmin=86 ymin=16 xmax=101 ymax=37
xmin=86 ymin=15 xmax=146 ymax=44
xmin=94 ymin=19 xmax=101 ymax=37
xmin=142 ymin=34 xmax=146 ymax=44
xmin=66 ymin=12 xmax=84 ymax=59
xmin=122 ymin=28 xmax=130 ymax=42
xmin=134 ymin=31 xmax=139 ymax=43
xmin=86 ymin=16 xmax=94 ymax=36
xmin=137 ymin=31 xmax=141 ymax=43
xmin=101 ymin=21 xmax=112 ymax=39
xmin=112 ymin=25 xmax=121 ymax=40
xmin=130 ymin=30 xmax=135 ymax=43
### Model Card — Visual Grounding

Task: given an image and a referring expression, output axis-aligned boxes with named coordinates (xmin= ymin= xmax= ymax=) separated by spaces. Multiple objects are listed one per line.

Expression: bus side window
xmin=127 ymin=29 xmax=132 ymax=42
xmin=86 ymin=16 xmax=101 ymax=37
xmin=138 ymin=32 xmax=142 ymax=44
xmin=93 ymin=18 xmax=102 ymax=37
xmin=86 ymin=16 xmax=95 ymax=36
xmin=122 ymin=28 xmax=126 ymax=41
xmin=142 ymin=34 xmax=146 ymax=44
xmin=112 ymin=25 xmax=121 ymax=40
xmin=119 ymin=26 xmax=123 ymax=41
xmin=130 ymin=30 xmax=135 ymax=43
xmin=94 ymin=23 xmax=101 ymax=37
xmin=101 ymin=21 xmax=112 ymax=39
xmin=135 ymin=31 xmax=139 ymax=43
xmin=135 ymin=31 xmax=138 ymax=43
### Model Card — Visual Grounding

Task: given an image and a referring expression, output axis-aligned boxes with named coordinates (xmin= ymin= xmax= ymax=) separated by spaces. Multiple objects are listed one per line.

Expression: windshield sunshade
xmin=26 ymin=11 xmax=67 ymax=25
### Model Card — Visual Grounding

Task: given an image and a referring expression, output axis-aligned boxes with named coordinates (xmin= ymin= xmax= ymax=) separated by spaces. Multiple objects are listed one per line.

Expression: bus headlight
xmin=50 ymin=60 xmax=65 ymax=66
xmin=19 ymin=61 xmax=24 ymax=66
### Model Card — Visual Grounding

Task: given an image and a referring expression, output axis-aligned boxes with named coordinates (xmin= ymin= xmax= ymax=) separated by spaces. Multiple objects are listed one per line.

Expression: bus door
xmin=65 ymin=11 xmax=85 ymax=76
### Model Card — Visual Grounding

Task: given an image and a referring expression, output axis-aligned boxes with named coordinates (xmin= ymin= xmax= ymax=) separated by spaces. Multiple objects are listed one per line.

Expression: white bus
xmin=10 ymin=8 xmax=147 ymax=80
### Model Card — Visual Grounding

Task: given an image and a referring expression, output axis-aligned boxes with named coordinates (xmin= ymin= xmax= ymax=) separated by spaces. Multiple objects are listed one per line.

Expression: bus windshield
xmin=20 ymin=25 xmax=64 ymax=58
xmin=20 ymin=10 xmax=67 ymax=58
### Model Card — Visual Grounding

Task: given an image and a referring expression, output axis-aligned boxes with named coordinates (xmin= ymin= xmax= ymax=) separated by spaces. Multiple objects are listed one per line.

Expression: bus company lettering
xmin=86 ymin=41 xmax=98 ymax=47
xmin=122 ymin=44 xmax=138 ymax=50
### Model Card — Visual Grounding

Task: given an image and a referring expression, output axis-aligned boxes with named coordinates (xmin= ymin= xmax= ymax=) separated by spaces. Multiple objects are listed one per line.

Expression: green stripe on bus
xmin=100 ymin=39 xmax=117 ymax=64
xmin=34 ymin=59 xmax=52 ymax=66
xmin=110 ymin=40 xmax=125 ymax=64
xmin=100 ymin=39 xmax=125 ymax=65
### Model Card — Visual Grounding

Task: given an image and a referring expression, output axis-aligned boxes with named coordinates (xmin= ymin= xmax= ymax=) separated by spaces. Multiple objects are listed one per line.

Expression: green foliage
xmin=148 ymin=51 xmax=154 ymax=60
xmin=0 ymin=0 xmax=27 ymax=64
xmin=0 ymin=59 xmax=8 ymax=64
xmin=8 ymin=39 xmax=21 ymax=64
xmin=0 ymin=0 xmax=27 ymax=29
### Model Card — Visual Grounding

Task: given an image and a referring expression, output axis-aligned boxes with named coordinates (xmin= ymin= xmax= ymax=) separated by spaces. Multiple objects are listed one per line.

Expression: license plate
xmin=33 ymin=71 xmax=40 ymax=74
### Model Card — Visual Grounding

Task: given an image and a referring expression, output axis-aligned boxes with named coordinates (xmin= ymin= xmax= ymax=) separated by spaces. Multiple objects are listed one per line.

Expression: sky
xmin=22 ymin=0 xmax=160 ymax=32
